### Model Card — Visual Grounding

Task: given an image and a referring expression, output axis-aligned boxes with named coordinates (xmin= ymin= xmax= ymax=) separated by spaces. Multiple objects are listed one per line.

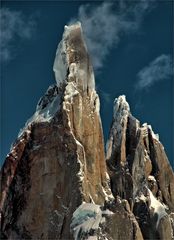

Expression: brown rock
xmin=0 ymin=23 xmax=112 ymax=240
xmin=1 ymin=22 xmax=174 ymax=240
xmin=148 ymin=128 xmax=174 ymax=211
xmin=106 ymin=95 xmax=174 ymax=240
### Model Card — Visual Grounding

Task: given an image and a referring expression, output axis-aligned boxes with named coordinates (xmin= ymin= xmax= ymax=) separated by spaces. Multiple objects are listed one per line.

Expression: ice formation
xmin=113 ymin=95 xmax=130 ymax=119
xmin=106 ymin=95 xmax=130 ymax=161
xmin=148 ymin=189 xmax=167 ymax=228
xmin=70 ymin=203 xmax=113 ymax=239
xmin=53 ymin=22 xmax=95 ymax=91
xmin=18 ymin=85 xmax=60 ymax=137
xmin=53 ymin=35 xmax=68 ymax=87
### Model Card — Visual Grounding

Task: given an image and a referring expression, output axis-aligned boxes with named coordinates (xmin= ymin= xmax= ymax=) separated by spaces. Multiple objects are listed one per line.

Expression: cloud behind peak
xmin=70 ymin=0 xmax=154 ymax=71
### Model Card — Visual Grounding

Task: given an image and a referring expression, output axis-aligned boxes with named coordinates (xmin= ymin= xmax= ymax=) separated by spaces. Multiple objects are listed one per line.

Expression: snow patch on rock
xmin=148 ymin=175 xmax=156 ymax=182
xmin=106 ymin=95 xmax=130 ymax=160
xmin=148 ymin=125 xmax=159 ymax=141
xmin=70 ymin=203 xmax=113 ymax=240
xmin=18 ymin=86 xmax=61 ymax=138
xmin=64 ymin=82 xmax=79 ymax=102
xmin=113 ymin=95 xmax=130 ymax=119
xmin=33 ymin=94 xmax=61 ymax=122
xmin=53 ymin=35 xmax=68 ymax=87
xmin=142 ymin=123 xmax=159 ymax=141
xmin=148 ymin=189 xmax=167 ymax=228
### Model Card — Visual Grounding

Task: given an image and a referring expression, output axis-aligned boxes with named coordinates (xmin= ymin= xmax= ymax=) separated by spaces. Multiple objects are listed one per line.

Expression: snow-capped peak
xmin=53 ymin=22 xmax=95 ymax=92
xmin=113 ymin=95 xmax=130 ymax=119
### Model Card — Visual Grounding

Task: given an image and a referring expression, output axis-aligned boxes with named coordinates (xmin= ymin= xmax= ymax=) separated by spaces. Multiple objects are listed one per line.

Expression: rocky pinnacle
xmin=0 ymin=23 xmax=174 ymax=240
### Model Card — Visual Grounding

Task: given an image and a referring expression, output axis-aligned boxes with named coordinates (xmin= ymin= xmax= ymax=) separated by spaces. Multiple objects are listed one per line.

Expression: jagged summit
xmin=0 ymin=23 xmax=112 ymax=239
xmin=1 ymin=23 xmax=174 ymax=240
xmin=112 ymin=95 xmax=160 ymax=146
xmin=53 ymin=22 xmax=95 ymax=91
xmin=113 ymin=95 xmax=130 ymax=119
xmin=18 ymin=22 xmax=96 ymax=137
xmin=106 ymin=94 xmax=174 ymax=239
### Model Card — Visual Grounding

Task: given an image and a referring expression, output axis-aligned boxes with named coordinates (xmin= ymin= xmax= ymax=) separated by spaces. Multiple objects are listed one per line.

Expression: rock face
xmin=106 ymin=95 xmax=174 ymax=239
xmin=0 ymin=23 xmax=174 ymax=240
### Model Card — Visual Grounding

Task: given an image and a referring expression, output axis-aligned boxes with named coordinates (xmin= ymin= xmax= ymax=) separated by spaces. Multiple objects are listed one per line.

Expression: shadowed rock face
xmin=0 ymin=23 xmax=111 ymax=240
xmin=106 ymin=95 xmax=174 ymax=240
xmin=1 ymin=23 xmax=174 ymax=240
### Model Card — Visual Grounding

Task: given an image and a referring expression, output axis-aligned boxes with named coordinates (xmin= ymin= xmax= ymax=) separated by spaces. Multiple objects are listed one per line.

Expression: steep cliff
xmin=1 ymin=23 xmax=174 ymax=240
xmin=106 ymin=95 xmax=174 ymax=239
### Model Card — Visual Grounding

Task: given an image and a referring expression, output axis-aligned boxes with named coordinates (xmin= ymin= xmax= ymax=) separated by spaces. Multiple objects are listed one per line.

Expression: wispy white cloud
xmin=136 ymin=54 xmax=173 ymax=90
xmin=0 ymin=8 xmax=37 ymax=62
xmin=70 ymin=0 xmax=153 ymax=71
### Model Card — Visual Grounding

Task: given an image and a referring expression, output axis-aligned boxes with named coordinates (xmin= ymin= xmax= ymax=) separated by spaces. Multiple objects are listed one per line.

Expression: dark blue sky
xmin=1 ymin=1 xmax=173 ymax=167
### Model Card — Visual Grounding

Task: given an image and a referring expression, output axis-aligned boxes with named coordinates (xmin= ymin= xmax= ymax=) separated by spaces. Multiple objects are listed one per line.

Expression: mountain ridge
xmin=1 ymin=22 xmax=174 ymax=240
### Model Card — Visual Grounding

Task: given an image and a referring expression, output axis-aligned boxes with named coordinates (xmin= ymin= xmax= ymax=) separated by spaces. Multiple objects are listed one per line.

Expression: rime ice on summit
xmin=53 ymin=22 xmax=95 ymax=91
xmin=1 ymin=23 xmax=174 ymax=240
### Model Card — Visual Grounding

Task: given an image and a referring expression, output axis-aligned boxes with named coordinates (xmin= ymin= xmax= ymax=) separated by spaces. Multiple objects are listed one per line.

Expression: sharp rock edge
xmin=1 ymin=23 xmax=174 ymax=240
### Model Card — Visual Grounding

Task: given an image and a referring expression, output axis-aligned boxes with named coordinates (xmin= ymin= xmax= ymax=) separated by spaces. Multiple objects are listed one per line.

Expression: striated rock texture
xmin=0 ymin=22 xmax=112 ymax=240
xmin=0 ymin=23 xmax=174 ymax=240
xmin=106 ymin=95 xmax=174 ymax=240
